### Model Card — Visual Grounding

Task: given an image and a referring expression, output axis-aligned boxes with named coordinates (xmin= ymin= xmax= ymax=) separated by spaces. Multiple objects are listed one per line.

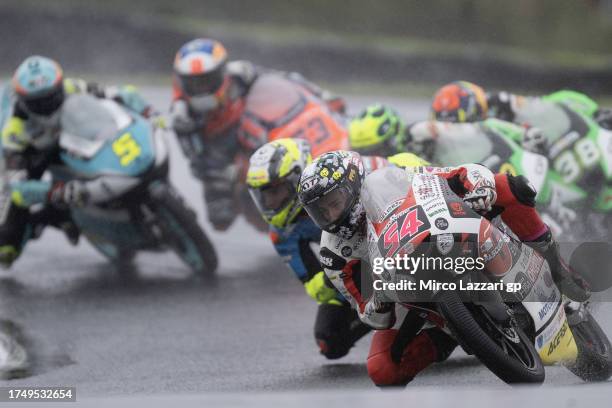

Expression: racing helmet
xmin=349 ymin=103 xmax=406 ymax=156
xmin=173 ymin=38 xmax=229 ymax=113
xmin=297 ymin=150 xmax=366 ymax=239
xmin=247 ymin=138 xmax=312 ymax=229
xmin=13 ymin=55 xmax=65 ymax=117
xmin=431 ymin=80 xmax=488 ymax=123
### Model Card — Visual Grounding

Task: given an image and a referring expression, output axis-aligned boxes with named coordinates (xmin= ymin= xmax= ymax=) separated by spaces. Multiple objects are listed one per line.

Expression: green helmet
xmin=349 ymin=104 xmax=405 ymax=156
xmin=246 ymin=138 xmax=312 ymax=229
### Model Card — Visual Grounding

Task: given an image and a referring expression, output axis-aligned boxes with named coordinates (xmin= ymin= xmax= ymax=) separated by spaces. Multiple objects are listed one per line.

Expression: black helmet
xmin=297 ymin=150 xmax=366 ymax=239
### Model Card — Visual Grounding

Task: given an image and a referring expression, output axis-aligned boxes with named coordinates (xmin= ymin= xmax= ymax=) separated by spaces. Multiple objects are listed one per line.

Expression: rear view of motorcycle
xmin=363 ymin=166 xmax=612 ymax=384
xmin=236 ymin=73 xmax=349 ymax=230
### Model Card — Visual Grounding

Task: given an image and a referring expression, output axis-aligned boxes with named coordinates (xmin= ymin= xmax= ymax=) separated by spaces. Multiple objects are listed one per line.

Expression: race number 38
xmin=554 ymin=138 xmax=600 ymax=183
xmin=112 ymin=132 xmax=142 ymax=166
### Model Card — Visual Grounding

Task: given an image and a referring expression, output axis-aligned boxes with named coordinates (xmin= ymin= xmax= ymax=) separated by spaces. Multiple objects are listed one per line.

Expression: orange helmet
xmin=431 ymin=81 xmax=488 ymax=123
xmin=173 ymin=38 xmax=230 ymax=114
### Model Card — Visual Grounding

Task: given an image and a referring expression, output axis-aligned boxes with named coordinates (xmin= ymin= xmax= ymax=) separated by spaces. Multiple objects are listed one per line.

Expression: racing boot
xmin=314 ymin=303 xmax=370 ymax=359
xmin=58 ymin=220 xmax=80 ymax=246
xmin=0 ymin=246 xmax=19 ymax=269
xmin=530 ymin=228 xmax=590 ymax=302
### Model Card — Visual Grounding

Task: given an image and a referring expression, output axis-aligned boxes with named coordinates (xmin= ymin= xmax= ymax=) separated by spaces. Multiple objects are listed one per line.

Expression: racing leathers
xmin=0 ymin=79 xmax=153 ymax=267
xmin=170 ymin=61 xmax=345 ymax=231
xmin=485 ymin=90 xmax=612 ymax=238
xmin=269 ymin=211 xmax=370 ymax=359
xmin=319 ymin=161 xmax=557 ymax=386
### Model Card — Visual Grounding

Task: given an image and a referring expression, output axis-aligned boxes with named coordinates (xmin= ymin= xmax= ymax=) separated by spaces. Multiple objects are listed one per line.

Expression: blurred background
xmin=2 ymin=0 xmax=612 ymax=98
xmin=2 ymin=1 xmax=612 ymax=397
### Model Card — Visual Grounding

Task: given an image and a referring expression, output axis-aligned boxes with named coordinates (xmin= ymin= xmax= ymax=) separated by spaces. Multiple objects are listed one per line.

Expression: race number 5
xmin=112 ymin=132 xmax=141 ymax=166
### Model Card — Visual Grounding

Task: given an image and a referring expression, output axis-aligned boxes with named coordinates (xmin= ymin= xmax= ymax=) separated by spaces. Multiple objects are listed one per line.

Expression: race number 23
xmin=554 ymin=138 xmax=600 ymax=183
xmin=112 ymin=133 xmax=141 ymax=166
xmin=292 ymin=118 xmax=330 ymax=145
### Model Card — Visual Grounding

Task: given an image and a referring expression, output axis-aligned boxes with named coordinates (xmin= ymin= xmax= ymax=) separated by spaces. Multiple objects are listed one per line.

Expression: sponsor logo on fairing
xmin=435 ymin=218 xmax=448 ymax=230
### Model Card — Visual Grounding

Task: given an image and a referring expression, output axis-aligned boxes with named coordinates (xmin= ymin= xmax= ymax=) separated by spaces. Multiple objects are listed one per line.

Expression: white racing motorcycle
xmin=363 ymin=166 xmax=612 ymax=384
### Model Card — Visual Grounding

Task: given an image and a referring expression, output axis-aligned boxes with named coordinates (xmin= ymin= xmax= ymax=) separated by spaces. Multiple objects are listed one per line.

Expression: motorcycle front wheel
xmin=438 ymin=291 xmax=545 ymax=384
xmin=148 ymin=182 xmax=218 ymax=277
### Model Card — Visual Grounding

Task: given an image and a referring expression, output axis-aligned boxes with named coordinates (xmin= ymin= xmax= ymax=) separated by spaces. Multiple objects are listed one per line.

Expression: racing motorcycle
xmin=2 ymin=94 xmax=218 ymax=276
xmin=236 ymin=73 xmax=349 ymax=229
xmin=409 ymin=118 xmax=581 ymax=237
xmin=363 ymin=166 xmax=612 ymax=384
xmin=493 ymin=90 xmax=612 ymax=240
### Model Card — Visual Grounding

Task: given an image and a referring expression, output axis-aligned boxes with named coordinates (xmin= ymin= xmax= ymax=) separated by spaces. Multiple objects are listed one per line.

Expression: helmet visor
xmin=352 ymin=138 xmax=396 ymax=157
xmin=249 ymin=180 xmax=296 ymax=217
xmin=178 ymin=65 xmax=225 ymax=97
xmin=23 ymin=85 xmax=65 ymax=116
xmin=303 ymin=185 xmax=355 ymax=230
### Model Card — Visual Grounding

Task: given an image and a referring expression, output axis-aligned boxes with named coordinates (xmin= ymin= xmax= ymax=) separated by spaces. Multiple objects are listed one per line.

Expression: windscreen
xmin=432 ymin=123 xmax=494 ymax=166
xmin=361 ymin=166 xmax=414 ymax=225
xmin=61 ymin=94 xmax=130 ymax=142
xmin=513 ymin=98 xmax=570 ymax=144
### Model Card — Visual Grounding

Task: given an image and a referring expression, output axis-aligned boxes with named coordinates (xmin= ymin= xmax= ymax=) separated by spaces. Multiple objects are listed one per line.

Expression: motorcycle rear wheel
xmin=566 ymin=307 xmax=612 ymax=382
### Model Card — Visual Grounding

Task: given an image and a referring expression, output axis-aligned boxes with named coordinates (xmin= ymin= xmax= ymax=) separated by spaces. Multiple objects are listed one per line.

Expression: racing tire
xmin=567 ymin=309 xmax=612 ymax=382
xmin=149 ymin=183 xmax=218 ymax=277
xmin=438 ymin=291 xmax=545 ymax=384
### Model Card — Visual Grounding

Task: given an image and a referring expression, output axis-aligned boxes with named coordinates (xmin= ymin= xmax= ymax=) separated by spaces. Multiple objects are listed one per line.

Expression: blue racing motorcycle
xmin=6 ymin=94 xmax=218 ymax=276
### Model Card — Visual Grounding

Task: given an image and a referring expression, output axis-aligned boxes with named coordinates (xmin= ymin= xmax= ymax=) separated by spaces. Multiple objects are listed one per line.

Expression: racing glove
xmin=522 ymin=126 xmax=548 ymax=155
xmin=487 ymin=91 xmax=516 ymax=122
xmin=594 ymin=108 xmax=612 ymax=130
xmin=10 ymin=179 xmax=51 ymax=208
xmin=48 ymin=181 xmax=89 ymax=207
xmin=304 ymin=271 xmax=339 ymax=304
xmin=361 ymin=292 xmax=395 ymax=330
xmin=170 ymin=100 xmax=199 ymax=136
xmin=418 ymin=163 xmax=498 ymax=213
xmin=105 ymin=85 xmax=153 ymax=118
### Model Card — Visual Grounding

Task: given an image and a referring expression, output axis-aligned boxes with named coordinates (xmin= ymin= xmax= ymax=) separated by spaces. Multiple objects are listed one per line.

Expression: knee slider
xmin=367 ymin=353 xmax=406 ymax=386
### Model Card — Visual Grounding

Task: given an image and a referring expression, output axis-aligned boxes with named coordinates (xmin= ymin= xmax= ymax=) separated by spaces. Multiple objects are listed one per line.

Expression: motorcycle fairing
xmin=59 ymin=116 xmax=155 ymax=178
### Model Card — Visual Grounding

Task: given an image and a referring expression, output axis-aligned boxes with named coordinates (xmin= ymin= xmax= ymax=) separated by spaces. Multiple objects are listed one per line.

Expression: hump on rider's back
xmin=361 ymin=166 xmax=413 ymax=223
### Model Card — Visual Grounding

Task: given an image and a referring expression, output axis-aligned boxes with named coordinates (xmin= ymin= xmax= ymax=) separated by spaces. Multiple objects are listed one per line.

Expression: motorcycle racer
xmin=170 ymin=38 xmax=345 ymax=231
xmin=0 ymin=55 xmax=155 ymax=268
xmin=431 ymin=80 xmax=488 ymax=123
xmin=431 ymin=82 xmax=612 ymax=236
xmin=349 ymin=104 xmax=408 ymax=156
xmin=246 ymin=138 xmax=369 ymax=358
xmin=430 ymin=81 xmax=611 ymax=160
xmin=296 ymin=150 xmax=588 ymax=386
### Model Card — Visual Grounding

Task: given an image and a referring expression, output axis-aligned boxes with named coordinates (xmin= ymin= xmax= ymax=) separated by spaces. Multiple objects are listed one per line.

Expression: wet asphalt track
xmin=0 ymin=88 xmax=611 ymax=403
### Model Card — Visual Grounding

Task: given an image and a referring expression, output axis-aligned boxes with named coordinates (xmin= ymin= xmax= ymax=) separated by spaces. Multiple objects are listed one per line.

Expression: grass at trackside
xmin=6 ymin=0 xmax=612 ymax=72
xmin=164 ymin=16 xmax=612 ymax=71
xmin=3 ymin=0 xmax=612 ymax=104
